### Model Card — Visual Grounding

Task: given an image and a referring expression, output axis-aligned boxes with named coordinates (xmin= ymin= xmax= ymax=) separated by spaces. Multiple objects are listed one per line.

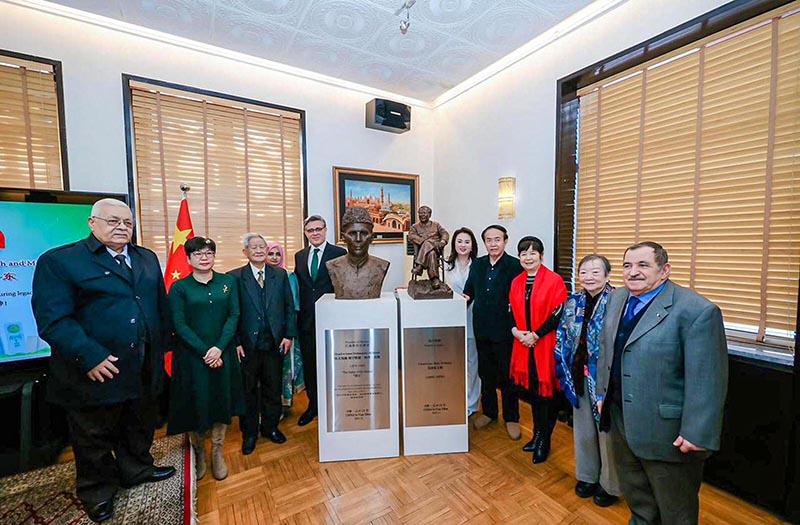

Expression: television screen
xmin=0 ymin=190 xmax=126 ymax=368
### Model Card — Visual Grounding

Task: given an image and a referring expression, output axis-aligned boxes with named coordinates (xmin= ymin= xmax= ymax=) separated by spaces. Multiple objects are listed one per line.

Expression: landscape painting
xmin=333 ymin=167 xmax=419 ymax=243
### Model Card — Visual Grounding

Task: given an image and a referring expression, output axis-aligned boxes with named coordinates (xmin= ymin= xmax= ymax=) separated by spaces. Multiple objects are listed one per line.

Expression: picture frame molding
xmin=332 ymin=166 xmax=420 ymax=244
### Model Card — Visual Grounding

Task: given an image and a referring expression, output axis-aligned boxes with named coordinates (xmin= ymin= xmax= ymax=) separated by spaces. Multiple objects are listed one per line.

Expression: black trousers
xmin=65 ymin=398 xmax=156 ymax=507
xmin=298 ymin=328 xmax=318 ymax=413
xmin=609 ymin=403 xmax=706 ymax=525
xmin=240 ymin=347 xmax=283 ymax=437
xmin=476 ymin=337 xmax=519 ymax=423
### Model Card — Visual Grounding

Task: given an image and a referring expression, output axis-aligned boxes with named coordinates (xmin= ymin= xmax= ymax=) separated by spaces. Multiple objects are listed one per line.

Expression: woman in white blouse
xmin=445 ymin=227 xmax=481 ymax=416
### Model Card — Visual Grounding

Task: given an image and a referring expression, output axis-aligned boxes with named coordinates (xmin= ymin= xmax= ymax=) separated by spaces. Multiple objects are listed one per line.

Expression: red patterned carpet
xmin=0 ymin=434 xmax=193 ymax=525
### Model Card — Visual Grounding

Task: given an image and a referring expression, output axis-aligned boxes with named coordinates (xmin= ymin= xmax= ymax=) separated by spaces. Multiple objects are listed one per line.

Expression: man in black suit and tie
xmin=32 ymin=198 xmax=175 ymax=523
xmin=229 ymin=233 xmax=296 ymax=455
xmin=293 ymin=215 xmax=346 ymax=426
xmin=596 ymin=242 xmax=728 ymax=524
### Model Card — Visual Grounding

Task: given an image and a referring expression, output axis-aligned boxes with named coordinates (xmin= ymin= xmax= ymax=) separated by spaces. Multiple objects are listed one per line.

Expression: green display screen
xmin=0 ymin=201 xmax=92 ymax=364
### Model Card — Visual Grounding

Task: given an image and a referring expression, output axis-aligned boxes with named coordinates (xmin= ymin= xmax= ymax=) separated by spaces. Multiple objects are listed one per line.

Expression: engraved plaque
xmin=325 ymin=328 xmax=390 ymax=432
xmin=403 ymin=326 xmax=466 ymax=427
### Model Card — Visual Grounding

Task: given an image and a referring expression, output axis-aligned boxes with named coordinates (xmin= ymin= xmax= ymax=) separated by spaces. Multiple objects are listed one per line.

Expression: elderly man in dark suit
xmin=293 ymin=215 xmax=346 ymax=426
xmin=32 ymin=198 xmax=175 ymax=523
xmin=596 ymin=241 xmax=728 ymax=525
xmin=229 ymin=233 xmax=296 ymax=455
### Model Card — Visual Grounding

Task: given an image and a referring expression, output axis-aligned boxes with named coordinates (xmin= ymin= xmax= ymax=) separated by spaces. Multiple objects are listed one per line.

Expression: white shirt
xmin=445 ymin=259 xmax=474 ymax=339
xmin=249 ymin=262 xmax=267 ymax=283
xmin=307 ymin=241 xmax=328 ymax=273
xmin=106 ymin=245 xmax=131 ymax=268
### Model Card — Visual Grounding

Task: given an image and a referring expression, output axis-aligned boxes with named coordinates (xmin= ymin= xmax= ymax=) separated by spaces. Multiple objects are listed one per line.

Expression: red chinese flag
xmin=163 ymin=198 xmax=194 ymax=376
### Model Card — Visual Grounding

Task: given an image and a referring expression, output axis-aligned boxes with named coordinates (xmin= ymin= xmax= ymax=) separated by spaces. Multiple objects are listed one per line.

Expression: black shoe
xmin=146 ymin=465 xmax=176 ymax=483
xmin=120 ymin=465 xmax=176 ymax=488
xmin=523 ymin=430 xmax=542 ymax=453
xmin=86 ymin=499 xmax=114 ymax=523
xmin=265 ymin=429 xmax=287 ymax=444
xmin=532 ymin=434 xmax=551 ymax=464
xmin=575 ymin=481 xmax=599 ymax=499
xmin=298 ymin=409 xmax=317 ymax=427
xmin=593 ymin=486 xmax=619 ymax=508
xmin=242 ymin=436 xmax=257 ymax=455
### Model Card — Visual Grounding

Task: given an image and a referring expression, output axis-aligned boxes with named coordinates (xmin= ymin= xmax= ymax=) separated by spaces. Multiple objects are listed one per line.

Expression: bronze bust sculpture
xmin=407 ymin=205 xmax=453 ymax=299
xmin=326 ymin=207 xmax=390 ymax=299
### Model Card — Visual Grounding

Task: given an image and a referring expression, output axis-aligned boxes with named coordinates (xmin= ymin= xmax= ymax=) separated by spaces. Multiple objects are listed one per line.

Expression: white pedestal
xmin=315 ymin=292 xmax=400 ymax=462
xmin=396 ymin=289 xmax=468 ymax=456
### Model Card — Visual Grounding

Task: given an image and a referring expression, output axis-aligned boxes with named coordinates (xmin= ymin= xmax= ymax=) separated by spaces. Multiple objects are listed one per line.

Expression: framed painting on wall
xmin=333 ymin=167 xmax=419 ymax=244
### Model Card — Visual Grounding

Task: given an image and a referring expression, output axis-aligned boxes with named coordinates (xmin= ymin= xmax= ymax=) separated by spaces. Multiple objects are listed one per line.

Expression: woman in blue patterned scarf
xmin=555 ymin=254 xmax=620 ymax=508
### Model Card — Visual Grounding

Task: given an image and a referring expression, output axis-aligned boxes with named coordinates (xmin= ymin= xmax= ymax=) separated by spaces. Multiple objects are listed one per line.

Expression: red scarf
xmin=509 ymin=265 xmax=567 ymax=397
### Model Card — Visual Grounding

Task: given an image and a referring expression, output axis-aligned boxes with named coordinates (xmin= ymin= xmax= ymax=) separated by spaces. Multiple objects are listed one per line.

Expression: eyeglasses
xmin=304 ymin=227 xmax=325 ymax=234
xmin=191 ymin=251 xmax=215 ymax=259
xmin=92 ymin=216 xmax=135 ymax=228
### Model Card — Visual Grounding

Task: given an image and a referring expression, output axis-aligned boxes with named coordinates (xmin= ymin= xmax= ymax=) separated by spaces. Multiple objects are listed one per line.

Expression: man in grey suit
xmin=596 ymin=241 xmax=728 ymax=525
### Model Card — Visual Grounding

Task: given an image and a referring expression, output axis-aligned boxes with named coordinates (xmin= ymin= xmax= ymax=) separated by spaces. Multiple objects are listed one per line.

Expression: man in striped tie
xmin=230 ymin=233 xmax=296 ymax=455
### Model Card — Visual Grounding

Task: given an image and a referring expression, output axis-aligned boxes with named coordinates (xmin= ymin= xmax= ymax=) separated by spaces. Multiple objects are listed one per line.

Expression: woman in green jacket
xmin=167 ymin=237 xmax=245 ymax=481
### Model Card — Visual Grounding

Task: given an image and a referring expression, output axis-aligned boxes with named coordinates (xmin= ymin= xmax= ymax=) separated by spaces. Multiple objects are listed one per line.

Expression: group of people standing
xmin=165 ymin=214 xmax=347 ymax=481
xmin=31 ymin=201 xmax=344 ymax=523
xmin=453 ymin=223 xmax=728 ymax=524
xmin=32 ymin=197 xmax=728 ymax=525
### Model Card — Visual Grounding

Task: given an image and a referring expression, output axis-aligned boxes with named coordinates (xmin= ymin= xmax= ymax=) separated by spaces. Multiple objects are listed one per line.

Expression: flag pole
xmin=164 ymin=183 xmax=195 ymax=377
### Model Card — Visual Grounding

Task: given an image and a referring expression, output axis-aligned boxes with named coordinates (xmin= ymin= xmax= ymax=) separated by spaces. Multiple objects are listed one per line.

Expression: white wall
xmin=0 ymin=1 xmax=435 ymax=290
xmin=433 ymin=0 xmax=729 ymax=265
xmin=1 ymin=0 xmax=736 ymax=281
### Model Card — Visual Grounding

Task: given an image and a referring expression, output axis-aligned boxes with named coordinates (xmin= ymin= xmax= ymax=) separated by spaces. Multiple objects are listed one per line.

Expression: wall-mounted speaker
xmin=366 ymin=98 xmax=411 ymax=134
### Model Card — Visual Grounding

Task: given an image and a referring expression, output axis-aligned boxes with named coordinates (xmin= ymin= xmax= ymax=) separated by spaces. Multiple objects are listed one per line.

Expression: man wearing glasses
xmin=32 ymin=198 xmax=174 ymax=523
xmin=293 ymin=215 xmax=346 ymax=426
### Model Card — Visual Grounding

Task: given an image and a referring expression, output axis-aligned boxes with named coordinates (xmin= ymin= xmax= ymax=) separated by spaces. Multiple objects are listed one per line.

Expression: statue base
xmin=407 ymin=279 xmax=454 ymax=300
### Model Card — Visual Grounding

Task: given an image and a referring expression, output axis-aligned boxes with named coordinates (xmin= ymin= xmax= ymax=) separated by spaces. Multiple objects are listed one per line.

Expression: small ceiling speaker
xmin=366 ymin=98 xmax=411 ymax=134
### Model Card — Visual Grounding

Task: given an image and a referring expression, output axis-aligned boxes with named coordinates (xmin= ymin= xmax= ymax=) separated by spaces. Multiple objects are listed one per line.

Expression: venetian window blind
xmin=129 ymin=80 xmax=304 ymax=271
xmin=0 ymin=55 xmax=63 ymax=190
xmin=576 ymin=3 xmax=800 ymax=349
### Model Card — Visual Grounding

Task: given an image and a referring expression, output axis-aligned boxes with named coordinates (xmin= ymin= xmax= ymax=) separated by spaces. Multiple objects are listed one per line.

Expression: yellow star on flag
xmin=171 ymin=270 xmax=181 ymax=281
xmin=171 ymin=227 xmax=192 ymax=254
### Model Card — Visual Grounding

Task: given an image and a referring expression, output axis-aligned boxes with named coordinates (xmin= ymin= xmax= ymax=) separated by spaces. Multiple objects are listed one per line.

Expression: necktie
xmin=310 ymin=248 xmax=320 ymax=281
xmin=623 ymin=296 xmax=641 ymax=323
xmin=114 ymin=254 xmax=132 ymax=280
xmin=257 ymin=269 xmax=264 ymax=288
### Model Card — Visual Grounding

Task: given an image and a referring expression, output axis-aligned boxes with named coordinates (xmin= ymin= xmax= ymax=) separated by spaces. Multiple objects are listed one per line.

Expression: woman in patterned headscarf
xmin=265 ymin=241 xmax=305 ymax=416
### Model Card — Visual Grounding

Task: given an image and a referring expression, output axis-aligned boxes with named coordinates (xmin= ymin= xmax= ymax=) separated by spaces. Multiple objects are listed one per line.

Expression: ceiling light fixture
xmin=395 ymin=0 xmax=416 ymax=35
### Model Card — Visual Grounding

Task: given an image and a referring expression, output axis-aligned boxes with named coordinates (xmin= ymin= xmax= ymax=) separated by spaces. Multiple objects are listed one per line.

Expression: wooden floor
xmin=190 ymin=394 xmax=786 ymax=525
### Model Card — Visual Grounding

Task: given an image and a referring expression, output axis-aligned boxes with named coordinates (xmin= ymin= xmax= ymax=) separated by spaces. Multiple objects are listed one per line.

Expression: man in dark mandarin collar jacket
xmin=32 ymin=198 xmax=174 ymax=523
xmin=463 ymin=224 xmax=523 ymax=440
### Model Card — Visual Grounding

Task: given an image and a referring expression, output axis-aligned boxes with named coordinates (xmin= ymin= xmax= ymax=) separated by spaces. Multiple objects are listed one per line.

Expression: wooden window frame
xmin=121 ymin=74 xmax=309 ymax=266
xmin=553 ymin=0 xmax=800 ymax=364
xmin=0 ymin=49 xmax=70 ymax=191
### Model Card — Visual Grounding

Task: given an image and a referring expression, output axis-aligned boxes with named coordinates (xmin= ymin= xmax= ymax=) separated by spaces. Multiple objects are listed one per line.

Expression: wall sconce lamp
xmin=498 ymin=177 xmax=516 ymax=219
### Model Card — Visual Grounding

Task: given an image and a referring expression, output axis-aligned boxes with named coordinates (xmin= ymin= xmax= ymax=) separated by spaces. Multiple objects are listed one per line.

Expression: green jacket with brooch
xmin=167 ymin=271 xmax=245 ymax=435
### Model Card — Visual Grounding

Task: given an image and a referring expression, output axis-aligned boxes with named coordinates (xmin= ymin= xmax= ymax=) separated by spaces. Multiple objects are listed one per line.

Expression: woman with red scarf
xmin=509 ymin=236 xmax=567 ymax=464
